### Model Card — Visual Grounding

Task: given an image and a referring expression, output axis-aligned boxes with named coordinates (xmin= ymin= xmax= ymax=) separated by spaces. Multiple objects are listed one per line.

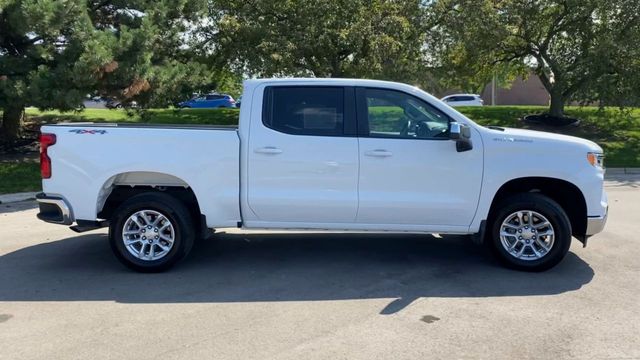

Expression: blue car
xmin=178 ymin=94 xmax=236 ymax=108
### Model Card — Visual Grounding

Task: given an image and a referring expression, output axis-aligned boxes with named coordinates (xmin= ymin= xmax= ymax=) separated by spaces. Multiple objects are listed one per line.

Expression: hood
xmin=488 ymin=127 xmax=603 ymax=153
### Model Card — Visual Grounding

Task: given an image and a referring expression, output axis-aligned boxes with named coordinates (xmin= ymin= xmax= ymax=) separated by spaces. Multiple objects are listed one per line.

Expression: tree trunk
xmin=330 ymin=57 xmax=343 ymax=78
xmin=0 ymin=106 xmax=25 ymax=140
xmin=548 ymin=90 xmax=565 ymax=118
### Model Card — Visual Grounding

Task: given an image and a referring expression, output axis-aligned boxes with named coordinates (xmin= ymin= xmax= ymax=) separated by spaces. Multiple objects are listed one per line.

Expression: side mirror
xmin=449 ymin=122 xmax=473 ymax=152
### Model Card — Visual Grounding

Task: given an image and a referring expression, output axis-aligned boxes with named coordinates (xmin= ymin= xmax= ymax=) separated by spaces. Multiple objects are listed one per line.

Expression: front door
xmin=356 ymin=87 xmax=483 ymax=228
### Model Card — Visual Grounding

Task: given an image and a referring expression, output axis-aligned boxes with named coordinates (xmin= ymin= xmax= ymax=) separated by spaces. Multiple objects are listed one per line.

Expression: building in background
xmin=480 ymin=73 xmax=549 ymax=106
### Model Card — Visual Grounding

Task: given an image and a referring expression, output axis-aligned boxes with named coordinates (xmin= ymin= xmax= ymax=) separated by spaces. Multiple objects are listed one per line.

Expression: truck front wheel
xmin=488 ymin=193 xmax=572 ymax=272
xmin=109 ymin=192 xmax=196 ymax=272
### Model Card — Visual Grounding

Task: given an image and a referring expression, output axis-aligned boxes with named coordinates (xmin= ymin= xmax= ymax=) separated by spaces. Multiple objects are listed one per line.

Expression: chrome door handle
xmin=254 ymin=146 xmax=283 ymax=154
xmin=364 ymin=149 xmax=393 ymax=157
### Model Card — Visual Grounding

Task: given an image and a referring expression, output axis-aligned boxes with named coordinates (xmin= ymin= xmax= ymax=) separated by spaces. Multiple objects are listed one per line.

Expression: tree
xmin=205 ymin=0 xmax=430 ymax=82
xmin=1 ymin=0 xmax=84 ymax=139
xmin=431 ymin=0 xmax=640 ymax=118
xmin=0 ymin=0 xmax=219 ymax=140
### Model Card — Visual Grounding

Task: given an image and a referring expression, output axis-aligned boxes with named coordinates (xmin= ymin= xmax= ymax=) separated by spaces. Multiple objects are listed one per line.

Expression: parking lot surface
xmin=1 ymin=178 xmax=639 ymax=359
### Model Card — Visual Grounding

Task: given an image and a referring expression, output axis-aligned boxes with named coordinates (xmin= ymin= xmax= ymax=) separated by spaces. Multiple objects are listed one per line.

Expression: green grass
xmin=0 ymin=162 xmax=41 ymax=195
xmin=457 ymin=106 xmax=640 ymax=167
xmin=25 ymin=107 xmax=239 ymax=126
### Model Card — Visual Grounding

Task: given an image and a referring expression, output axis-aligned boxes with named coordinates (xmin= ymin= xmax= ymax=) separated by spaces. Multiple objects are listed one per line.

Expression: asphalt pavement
xmin=0 ymin=178 xmax=639 ymax=359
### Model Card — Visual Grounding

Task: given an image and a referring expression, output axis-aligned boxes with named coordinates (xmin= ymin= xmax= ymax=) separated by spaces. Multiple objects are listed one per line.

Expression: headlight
xmin=587 ymin=152 xmax=605 ymax=169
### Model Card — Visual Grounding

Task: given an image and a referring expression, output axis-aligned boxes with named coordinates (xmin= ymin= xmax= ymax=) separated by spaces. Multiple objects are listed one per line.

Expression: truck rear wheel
xmin=488 ymin=193 xmax=572 ymax=272
xmin=109 ymin=192 xmax=195 ymax=272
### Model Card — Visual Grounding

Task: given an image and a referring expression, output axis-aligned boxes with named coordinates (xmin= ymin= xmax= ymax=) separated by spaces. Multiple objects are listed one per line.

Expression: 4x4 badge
xmin=69 ymin=129 xmax=107 ymax=134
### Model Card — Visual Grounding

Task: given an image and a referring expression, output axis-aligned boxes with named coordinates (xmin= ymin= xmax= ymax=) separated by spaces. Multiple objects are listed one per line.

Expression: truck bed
xmin=40 ymin=123 xmax=241 ymax=228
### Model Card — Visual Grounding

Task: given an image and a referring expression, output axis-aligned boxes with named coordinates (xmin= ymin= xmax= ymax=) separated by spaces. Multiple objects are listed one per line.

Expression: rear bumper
xmin=36 ymin=192 xmax=74 ymax=225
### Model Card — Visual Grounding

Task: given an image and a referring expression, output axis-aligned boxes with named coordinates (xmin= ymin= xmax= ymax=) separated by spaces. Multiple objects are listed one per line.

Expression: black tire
xmin=109 ymin=192 xmax=196 ymax=272
xmin=488 ymin=193 xmax=572 ymax=272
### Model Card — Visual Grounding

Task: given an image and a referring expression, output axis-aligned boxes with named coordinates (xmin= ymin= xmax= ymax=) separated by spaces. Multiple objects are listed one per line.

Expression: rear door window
xmin=263 ymin=87 xmax=345 ymax=136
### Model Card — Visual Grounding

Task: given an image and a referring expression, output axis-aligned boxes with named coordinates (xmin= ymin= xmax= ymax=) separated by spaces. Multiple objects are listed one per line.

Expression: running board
xmin=70 ymin=220 xmax=109 ymax=233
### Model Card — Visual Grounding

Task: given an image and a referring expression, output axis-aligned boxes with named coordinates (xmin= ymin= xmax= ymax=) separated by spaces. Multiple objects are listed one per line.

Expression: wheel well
xmin=98 ymin=186 xmax=203 ymax=230
xmin=488 ymin=177 xmax=587 ymax=236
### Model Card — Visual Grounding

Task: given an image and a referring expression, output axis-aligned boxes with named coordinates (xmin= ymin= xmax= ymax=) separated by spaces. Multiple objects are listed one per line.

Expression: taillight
xmin=40 ymin=133 xmax=56 ymax=179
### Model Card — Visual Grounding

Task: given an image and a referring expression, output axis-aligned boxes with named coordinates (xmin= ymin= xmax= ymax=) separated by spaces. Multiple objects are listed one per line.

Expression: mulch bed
xmin=0 ymin=123 xmax=41 ymax=161
xmin=522 ymin=114 xmax=581 ymax=127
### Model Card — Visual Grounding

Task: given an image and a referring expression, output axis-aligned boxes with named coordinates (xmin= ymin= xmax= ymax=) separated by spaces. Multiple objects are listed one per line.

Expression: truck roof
xmin=242 ymin=78 xmax=427 ymax=98
xmin=244 ymin=77 xmax=418 ymax=88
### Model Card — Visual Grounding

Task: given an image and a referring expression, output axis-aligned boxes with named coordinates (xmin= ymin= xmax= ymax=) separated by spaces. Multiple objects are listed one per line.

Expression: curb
xmin=0 ymin=192 xmax=38 ymax=204
xmin=606 ymin=168 xmax=640 ymax=175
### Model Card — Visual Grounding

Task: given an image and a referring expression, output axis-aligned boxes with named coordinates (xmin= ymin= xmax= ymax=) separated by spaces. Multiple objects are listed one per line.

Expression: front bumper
xmin=36 ymin=192 xmax=74 ymax=225
xmin=586 ymin=211 xmax=608 ymax=236
xmin=585 ymin=188 xmax=608 ymax=236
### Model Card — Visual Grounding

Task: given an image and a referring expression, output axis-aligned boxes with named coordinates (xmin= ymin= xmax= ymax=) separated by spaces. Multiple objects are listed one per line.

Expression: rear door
xmin=246 ymin=85 xmax=359 ymax=224
xmin=355 ymin=87 xmax=483 ymax=228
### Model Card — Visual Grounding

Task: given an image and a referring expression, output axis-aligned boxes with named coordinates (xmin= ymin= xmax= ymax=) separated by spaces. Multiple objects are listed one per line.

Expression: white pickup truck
xmin=36 ymin=78 xmax=608 ymax=272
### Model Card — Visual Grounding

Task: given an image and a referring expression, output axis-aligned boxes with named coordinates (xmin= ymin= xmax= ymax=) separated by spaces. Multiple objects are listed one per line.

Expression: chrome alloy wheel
xmin=122 ymin=210 xmax=175 ymax=261
xmin=499 ymin=210 xmax=555 ymax=261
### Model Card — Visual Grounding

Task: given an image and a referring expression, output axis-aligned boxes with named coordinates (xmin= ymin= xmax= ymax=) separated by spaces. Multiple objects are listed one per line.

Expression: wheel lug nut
xmin=148 ymin=225 xmax=152 ymax=229
xmin=155 ymin=236 xmax=159 ymax=239
xmin=142 ymin=236 xmax=146 ymax=240
xmin=154 ymin=229 xmax=158 ymax=232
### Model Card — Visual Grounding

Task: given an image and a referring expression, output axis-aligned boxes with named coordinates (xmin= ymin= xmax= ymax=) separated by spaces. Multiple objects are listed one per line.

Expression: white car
xmin=36 ymin=78 xmax=607 ymax=272
xmin=441 ymin=94 xmax=484 ymax=106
